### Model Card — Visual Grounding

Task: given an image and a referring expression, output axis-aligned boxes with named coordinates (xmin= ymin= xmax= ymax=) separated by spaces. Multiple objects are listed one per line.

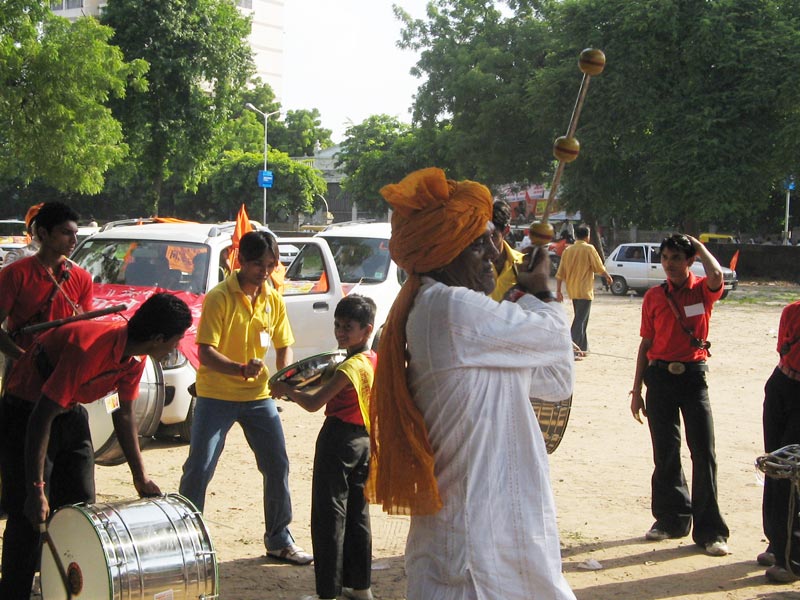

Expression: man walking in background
xmin=555 ymin=224 xmax=613 ymax=356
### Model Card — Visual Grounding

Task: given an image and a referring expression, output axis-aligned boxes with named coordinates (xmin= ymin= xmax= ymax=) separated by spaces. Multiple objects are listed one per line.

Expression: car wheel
xmin=721 ymin=289 xmax=729 ymax=300
xmin=610 ymin=276 xmax=628 ymax=296
xmin=175 ymin=396 xmax=195 ymax=442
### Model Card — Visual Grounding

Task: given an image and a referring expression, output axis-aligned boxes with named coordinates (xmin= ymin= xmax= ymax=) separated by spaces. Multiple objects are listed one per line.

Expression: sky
xmin=282 ymin=0 xmax=431 ymax=143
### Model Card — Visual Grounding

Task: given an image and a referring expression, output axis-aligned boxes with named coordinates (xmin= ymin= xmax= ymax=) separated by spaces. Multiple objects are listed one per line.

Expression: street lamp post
xmin=245 ymin=103 xmax=280 ymax=225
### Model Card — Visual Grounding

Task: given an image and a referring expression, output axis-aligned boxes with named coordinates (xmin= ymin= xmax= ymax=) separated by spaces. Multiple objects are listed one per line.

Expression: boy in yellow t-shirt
xmin=271 ymin=295 xmax=377 ymax=600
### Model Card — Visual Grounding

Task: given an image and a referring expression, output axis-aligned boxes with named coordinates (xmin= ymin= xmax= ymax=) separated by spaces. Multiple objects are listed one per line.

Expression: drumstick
xmin=19 ymin=304 xmax=128 ymax=336
xmin=530 ymin=48 xmax=606 ymax=244
xmin=39 ymin=522 xmax=75 ymax=600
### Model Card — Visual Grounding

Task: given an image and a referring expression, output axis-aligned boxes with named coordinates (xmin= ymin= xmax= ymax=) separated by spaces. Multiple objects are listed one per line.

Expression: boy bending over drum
xmin=0 ymin=293 xmax=192 ymax=600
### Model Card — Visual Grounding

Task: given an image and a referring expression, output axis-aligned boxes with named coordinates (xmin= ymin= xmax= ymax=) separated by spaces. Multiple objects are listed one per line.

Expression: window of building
xmin=237 ymin=0 xmax=253 ymax=9
xmin=66 ymin=0 xmax=83 ymax=8
xmin=50 ymin=1 xmax=64 ymax=10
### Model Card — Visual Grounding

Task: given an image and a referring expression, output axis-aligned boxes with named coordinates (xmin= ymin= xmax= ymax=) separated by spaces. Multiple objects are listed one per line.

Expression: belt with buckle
xmin=650 ymin=360 xmax=708 ymax=375
xmin=779 ymin=362 xmax=800 ymax=382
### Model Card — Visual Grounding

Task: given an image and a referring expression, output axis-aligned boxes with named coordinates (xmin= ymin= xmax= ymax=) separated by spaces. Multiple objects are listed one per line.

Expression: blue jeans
xmin=179 ymin=396 xmax=295 ymax=551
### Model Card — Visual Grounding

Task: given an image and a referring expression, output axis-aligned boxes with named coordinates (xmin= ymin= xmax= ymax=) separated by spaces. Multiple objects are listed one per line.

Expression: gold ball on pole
xmin=578 ymin=48 xmax=606 ymax=76
xmin=553 ymin=136 xmax=580 ymax=163
xmin=529 ymin=221 xmax=555 ymax=246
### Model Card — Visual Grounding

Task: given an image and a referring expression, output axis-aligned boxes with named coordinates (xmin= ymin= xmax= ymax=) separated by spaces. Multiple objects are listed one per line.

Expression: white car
xmin=0 ymin=219 xmax=27 ymax=267
xmin=71 ymin=221 xmax=344 ymax=440
xmin=270 ymin=221 xmax=404 ymax=360
xmin=604 ymin=242 xmax=738 ymax=298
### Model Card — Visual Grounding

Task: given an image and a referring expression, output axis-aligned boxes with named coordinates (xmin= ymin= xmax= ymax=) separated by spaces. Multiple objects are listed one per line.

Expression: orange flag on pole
xmin=228 ymin=204 xmax=254 ymax=272
xmin=227 ymin=204 xmax=285 ymax=293
xmin=729 ymin=249 xmax=740 ymax=272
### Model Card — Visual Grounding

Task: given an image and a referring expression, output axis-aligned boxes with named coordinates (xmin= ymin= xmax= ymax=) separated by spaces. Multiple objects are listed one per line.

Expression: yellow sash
xmin=337 ymin=352 xmax=374 ymax=432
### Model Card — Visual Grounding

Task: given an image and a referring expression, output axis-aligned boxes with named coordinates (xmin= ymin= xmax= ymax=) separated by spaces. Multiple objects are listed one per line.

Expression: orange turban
xmin=366 ymin=167 xmax=493 ymax=515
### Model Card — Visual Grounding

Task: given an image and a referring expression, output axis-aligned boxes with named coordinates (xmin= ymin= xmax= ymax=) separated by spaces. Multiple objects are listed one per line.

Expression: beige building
xmin=49 ymin=0 xmax=285 ymax=98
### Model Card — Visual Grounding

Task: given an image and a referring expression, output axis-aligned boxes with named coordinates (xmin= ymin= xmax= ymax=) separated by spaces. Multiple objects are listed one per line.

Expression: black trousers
xmin=311 ymin=417 xmax=371 ymax=599
xmin=762 ymin=367 xmax=800 ymax=568
xmin=0 ymin=396 xmax=95 ymax=600
xmin=644 ymin=366 xmax=729 ymax=545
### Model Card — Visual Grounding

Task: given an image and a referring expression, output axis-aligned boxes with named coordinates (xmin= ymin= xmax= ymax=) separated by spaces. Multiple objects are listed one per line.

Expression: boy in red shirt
xmin=0 ymin=293 xmax=193 ymax=600
xmin=629 ymin=234 xmax=730 ymax=557
xmin=759 ymin=300 xmax=800 ymax=582
xmin=271 ymin=295 xmax=377 ymax=600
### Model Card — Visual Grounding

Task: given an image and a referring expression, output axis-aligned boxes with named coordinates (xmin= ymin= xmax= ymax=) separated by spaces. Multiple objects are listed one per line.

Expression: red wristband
xmin=240 ymin=364 xmax=247 ymax=379
xmin=32 ymin=481 xmax=45 ymax=489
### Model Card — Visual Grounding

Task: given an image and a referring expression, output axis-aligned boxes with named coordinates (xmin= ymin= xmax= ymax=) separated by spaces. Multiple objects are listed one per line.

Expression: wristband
xmin=533 ymin=290 xmax=556 ymax=302
xmin=32 ymin=481 xmax=46 ymax=489
xmin=239 ymin=364 xmax=247 ymax=379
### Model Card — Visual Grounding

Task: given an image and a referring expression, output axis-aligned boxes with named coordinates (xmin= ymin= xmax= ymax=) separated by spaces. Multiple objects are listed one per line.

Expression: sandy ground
xmin=3 ymin=282 xmax=800 ymax=599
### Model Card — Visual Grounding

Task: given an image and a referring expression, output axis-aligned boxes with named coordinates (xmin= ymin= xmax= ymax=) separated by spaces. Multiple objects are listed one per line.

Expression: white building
xmin=49 ymin=0 xmax=285 ymax=98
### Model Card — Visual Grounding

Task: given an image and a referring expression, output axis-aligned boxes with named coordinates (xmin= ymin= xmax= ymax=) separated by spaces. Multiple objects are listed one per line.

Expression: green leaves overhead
xmin=0 ymin=9 xmax=146 ymax=193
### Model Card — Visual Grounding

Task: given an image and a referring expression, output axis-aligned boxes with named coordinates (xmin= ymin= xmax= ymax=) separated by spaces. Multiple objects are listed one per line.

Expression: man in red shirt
xmin=0 ymin=293 xmax=193 ymax=600
xmin=759 ymin=300 xmax=800 ymax=582
xmin=629 ymin=234 xmax=730 ymax=557
xmin=0 ymin=201 xmax=93 ymax=359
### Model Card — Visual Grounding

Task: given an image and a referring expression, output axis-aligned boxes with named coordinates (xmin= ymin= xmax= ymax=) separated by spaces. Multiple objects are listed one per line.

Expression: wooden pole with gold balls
xmin=528 ymin=48 xmax=606 ymax=246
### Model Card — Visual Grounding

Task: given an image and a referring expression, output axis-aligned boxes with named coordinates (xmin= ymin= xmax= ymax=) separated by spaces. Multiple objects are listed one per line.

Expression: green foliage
xmin=101 ymin=0 xmax=255 ymax=215
xmin=0 ymin=6 xmax=146 ymax=193
xmin=200 ymin=149 xmax=326 ymax=222
xmin=388 ymin=0 xmax=800 ymax=233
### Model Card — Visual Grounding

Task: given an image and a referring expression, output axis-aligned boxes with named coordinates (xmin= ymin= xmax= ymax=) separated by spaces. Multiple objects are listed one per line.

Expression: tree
xmin=0 ymin=4 xmax=147 ymax=194
xmin=395 ymin=0 xmax=554 ymax=185
xmin=536 ymin=0 xmax=800 ymax=231
xmin=270 ymin=109 xmax=334 ymax=157
xmin=335 ymin=115 xmax=426 ymax=212
xmin=398 ymin=0 xmax=800 ymax=232
xmin=101 ymin=0 xmax=254 ymax=215
xmin=200 ymin=149 xmax=327 ymax=222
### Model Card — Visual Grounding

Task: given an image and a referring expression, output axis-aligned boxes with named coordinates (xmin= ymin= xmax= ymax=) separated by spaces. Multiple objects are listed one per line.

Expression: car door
xmin=265 ymin=237 xmax=344 ymax=366
xmin=645 ymin=244 xmax=670 ymax=287
xmin=610 ymin=244 xmax=650 ymax=289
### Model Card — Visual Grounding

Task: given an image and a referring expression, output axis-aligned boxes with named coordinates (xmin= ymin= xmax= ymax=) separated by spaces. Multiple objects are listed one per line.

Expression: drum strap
xmin=661 ymin=283 xmax=711 ymax=356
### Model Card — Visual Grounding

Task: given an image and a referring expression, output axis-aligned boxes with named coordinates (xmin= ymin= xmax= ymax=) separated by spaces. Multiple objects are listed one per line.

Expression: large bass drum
xmin=530 ymin=395 xmax=572 ymax=454
xmin=40 ymin=494 xmax=217 ymax=600
xmin=269 ymin=350 xmax=347 ymax=396
xmin=86 ymin=356 xmax=165 ymax=467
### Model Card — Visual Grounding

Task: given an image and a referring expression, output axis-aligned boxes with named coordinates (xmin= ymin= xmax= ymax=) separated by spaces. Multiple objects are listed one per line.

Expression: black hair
xmin=660 ymin=233 xmax=696 ymax=259
xmin=492 ymin=200 xmax=512 ymax=232
xmin=335 ymin=294 xmax=376 ymax=328
xmin=34 ymin=202 xmax=80 ymax=234
xmin=128 ymin=293 xmax=192 ymax=342
xmin=239 ymin=230 xmax=279 ymax=262
xmin=575 ymin=224 xmax=590 ymax=239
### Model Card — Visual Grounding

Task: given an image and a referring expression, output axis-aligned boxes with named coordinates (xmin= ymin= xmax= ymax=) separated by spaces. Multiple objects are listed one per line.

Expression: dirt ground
xmin=3 ymin=282 xmax=800 ymax=599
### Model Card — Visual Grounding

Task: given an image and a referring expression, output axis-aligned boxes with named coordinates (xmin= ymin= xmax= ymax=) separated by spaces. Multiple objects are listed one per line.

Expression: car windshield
xmin=0 ymin=222 xmax=25 ymax=237
xmin=318 ymin=236 xmax=391 ymax=284
xmin=72 ymin=238 xmax=209 ymax=292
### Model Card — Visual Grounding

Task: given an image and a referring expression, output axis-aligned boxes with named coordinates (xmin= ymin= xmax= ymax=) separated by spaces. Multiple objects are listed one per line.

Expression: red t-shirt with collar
xmin=778 ymin=300 xmax=800 ymax=372
xmin=0 ymin=255 xmax=93 ymax=350
xmin=640 ymin=271 xmax=723 ymax=362
xmin=5 ymin=321 xmax=145 ymax=409
xmin=325 ymin=350 xmax=377 ymax=426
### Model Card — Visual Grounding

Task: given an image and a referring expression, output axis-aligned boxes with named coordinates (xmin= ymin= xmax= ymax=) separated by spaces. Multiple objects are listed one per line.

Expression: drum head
xmin=41 ymin=506 xmax=110 ymax=600
xmin=269 ymin=351 xmax=347 ymax=396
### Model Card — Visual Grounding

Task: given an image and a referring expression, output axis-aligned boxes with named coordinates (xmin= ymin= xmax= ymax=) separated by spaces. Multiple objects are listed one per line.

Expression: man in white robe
xmin=368 ymin=167 xmax=575 ymax=600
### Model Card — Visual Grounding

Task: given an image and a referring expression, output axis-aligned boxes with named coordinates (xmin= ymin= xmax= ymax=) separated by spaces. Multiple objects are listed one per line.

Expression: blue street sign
xmin=258 ymin=170 xmax=274 ymax=189
xmin=784 ymin=176 xmax=795 ymax=191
